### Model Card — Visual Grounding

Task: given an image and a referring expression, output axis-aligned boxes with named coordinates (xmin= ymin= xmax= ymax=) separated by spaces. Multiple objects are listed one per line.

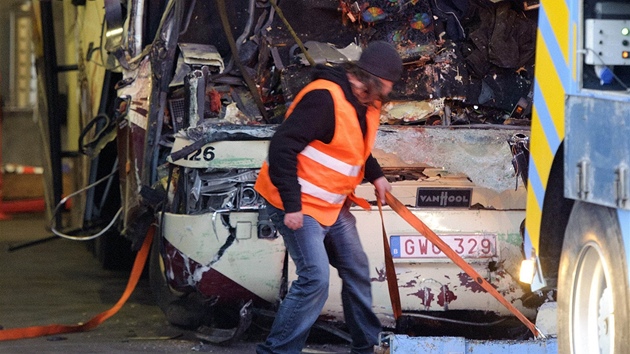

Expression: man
xmin=254 ymin=41 xmax=403 ymax=354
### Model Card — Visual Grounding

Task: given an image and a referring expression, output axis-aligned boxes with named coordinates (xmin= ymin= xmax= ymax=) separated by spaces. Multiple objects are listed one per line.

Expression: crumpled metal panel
xmin=168 ymin=138 xmax=270 ymax=169
xmin=170 ymin=43 xmax=224 ymax=87
xmin=166 ymin=123 xmax=526 ymax=192
xmin=381 ymin=99 xmax=445 ymax=124
xmin=162 ymin=212 xmax=286 ymax=303
xmin=116 ymin=57 xmax=153 ymax=232
xmin=294 ymin=41 xmax=361 ymax=65
xmin=372 ymin=126 xmax=529 ymax=192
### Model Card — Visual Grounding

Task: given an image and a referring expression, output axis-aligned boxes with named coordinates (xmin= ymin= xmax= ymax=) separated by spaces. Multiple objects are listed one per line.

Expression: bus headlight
xmin=519 ymin=258 xmax=536 ymax=284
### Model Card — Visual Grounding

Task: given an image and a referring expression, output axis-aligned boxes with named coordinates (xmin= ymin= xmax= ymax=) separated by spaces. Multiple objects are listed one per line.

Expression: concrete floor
xmin=0 ymin=111 xmax=351 ymax=353
xmin=0 ymin=212 xmax=352 ymax=353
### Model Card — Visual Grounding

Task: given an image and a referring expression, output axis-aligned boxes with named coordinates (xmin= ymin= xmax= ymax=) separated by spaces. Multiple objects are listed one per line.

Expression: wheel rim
xmin=571 ymin=241 xmax=614 ymax=354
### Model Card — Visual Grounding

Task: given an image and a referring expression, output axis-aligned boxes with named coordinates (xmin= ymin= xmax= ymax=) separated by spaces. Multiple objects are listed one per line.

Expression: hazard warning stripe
xmin=525 ymin=0 xmax=576 ymax=254
xmin=2 ymin=164 xmax=44 ymax=175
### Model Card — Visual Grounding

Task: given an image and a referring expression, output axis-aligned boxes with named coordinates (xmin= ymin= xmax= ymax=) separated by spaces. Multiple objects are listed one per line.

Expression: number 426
xmin=184 ymin=146 xmax=215 ymax=161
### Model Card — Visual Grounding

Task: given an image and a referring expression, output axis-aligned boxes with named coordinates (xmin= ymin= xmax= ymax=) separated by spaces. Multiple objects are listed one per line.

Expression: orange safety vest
xmin=255 ymin=79 xmax=381 ymax=226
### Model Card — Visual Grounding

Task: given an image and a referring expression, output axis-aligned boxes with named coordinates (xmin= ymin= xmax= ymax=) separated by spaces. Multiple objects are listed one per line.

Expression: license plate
xmin=390 ymin=234 xmax=497 ymax=259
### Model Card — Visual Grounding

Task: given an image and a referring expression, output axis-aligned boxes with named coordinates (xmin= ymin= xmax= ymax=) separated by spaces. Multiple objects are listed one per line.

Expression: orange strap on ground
xmin=377 ymin=200 xmax=402 ymax=319
xmin=382 ymin=192 xmax=540 ymax=337
xmin=0 ymin=226 xmax=154 ymax=341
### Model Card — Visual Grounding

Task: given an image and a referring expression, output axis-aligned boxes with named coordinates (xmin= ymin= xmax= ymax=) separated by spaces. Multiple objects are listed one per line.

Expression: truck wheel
xmin=558 ymin=202 xmax=630 ymax=354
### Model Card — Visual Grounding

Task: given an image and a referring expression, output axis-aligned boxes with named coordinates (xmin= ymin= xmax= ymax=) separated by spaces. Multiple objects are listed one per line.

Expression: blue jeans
xmin=256 ymin=202 xmax=382 ymax=354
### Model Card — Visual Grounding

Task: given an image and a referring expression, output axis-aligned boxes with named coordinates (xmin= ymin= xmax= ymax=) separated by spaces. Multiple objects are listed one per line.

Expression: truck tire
xmin=558 ymin=202 xmax=630 ymax=354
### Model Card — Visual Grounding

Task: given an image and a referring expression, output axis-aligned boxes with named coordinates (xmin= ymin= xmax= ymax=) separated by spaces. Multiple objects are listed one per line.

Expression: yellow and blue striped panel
xmin=525 ymin=0 xmax=578 ymax=255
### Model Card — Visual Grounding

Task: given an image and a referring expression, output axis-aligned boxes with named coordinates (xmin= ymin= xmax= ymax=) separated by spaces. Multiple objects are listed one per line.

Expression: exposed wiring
xmin=106 ymin=0 xmax=182 ymax=72
xmin=220 ymin=0 xmax=257 ymax=77
xmin=216 ymin=0 xmax=270 ymax=122
xmin=262 ymin=3 xmax=276 ymax=32
xmin=50 ymin=166 xmax=121 ymax=241
xmin=236 ymin=0 xmax=257 ymax=51
xmin=582 ymin=47 xmax=630 ymax=90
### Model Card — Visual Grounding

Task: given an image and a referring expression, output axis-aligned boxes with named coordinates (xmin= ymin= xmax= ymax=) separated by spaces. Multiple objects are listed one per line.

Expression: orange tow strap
xmin=377 ymin=199 xmax=402 ymax=320
xmin=0 ymin=226 xmax=154 ymax=341
xmin=381 ymin=192 xmax=540 ymax=337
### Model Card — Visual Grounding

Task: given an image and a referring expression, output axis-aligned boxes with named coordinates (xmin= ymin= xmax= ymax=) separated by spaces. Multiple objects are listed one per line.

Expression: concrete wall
xmin=1 ymin=110 xmax=44 ymax=167
xmin=0 ymin=1 xmax=42 ymax=168
xmin=1 ymin=0 xmax=68 ymax=168
xmin=0 ymin=1 xmax=26 ymax=104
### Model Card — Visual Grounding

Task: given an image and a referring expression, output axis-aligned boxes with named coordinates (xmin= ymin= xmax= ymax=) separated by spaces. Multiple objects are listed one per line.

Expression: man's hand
xmin=372 ymin=176 xmax=391 ymax=205
xmin=284 ymin=211 xmax=304 ymax=230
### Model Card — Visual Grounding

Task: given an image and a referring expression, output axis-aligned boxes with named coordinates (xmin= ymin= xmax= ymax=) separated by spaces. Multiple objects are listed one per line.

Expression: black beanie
xmin=356 ymin=41 xmax=403 ymax=82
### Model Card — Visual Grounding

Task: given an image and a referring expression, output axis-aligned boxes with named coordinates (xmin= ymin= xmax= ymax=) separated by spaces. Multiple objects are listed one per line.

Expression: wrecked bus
xmin=59 ymin=0 xmax=543 ymax=343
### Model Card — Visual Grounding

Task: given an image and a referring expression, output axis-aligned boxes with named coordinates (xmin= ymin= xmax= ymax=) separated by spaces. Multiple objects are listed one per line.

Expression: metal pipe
xmin=236 ymin=0 xmax=256 ymax=52
xmin=40 ymin=1 xmax=63 ymax=227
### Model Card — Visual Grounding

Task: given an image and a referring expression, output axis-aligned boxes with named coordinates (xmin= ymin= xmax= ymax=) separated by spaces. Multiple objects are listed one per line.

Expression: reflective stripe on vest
xmin=298 ymin=177 xmax=347 ymax=205
xmin=299 ymin=145 xmax=362 ymax=177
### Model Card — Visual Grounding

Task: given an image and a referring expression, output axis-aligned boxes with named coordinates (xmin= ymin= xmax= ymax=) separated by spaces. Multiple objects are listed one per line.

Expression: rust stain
xmin=402 ymin=279 xmax=417 ymax=288
xmin=437 ymin=284 xmax=457 ymax=307
xmin=458 ymin=272 xmax=496 ymax=293
xmin=131 ymin=107 xmax=148 ymax=116
xmin=409 ymin=287 xmax=434 ymax=308
xmin=207 ymin=89 xmax=222 ymax=113
xmin=371 ymin=266 xmax=387 ymax=282
xmin=499 ymin=283 xmax=518 ymax=298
